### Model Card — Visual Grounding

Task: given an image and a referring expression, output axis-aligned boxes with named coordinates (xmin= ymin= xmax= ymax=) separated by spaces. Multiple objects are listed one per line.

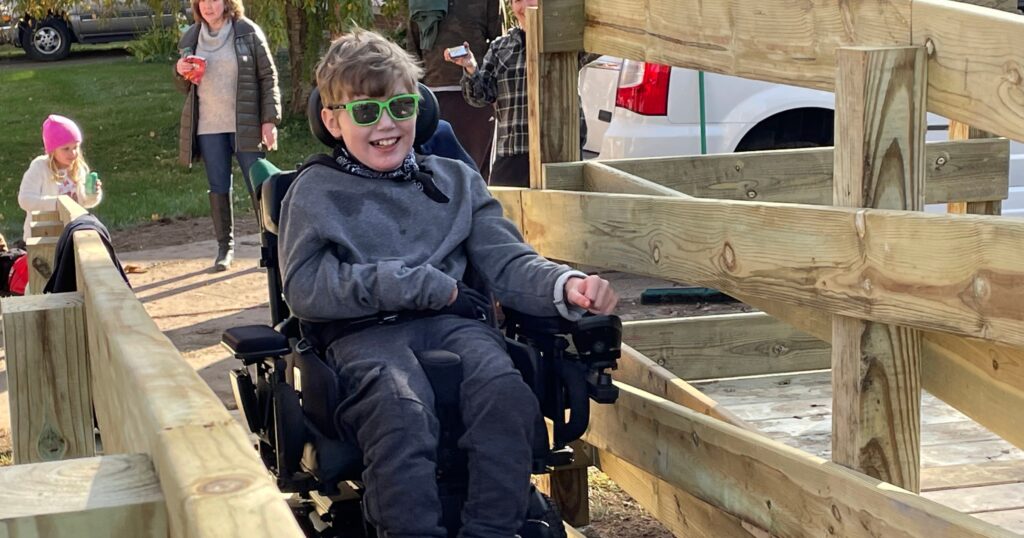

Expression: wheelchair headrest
xmin=307 ymin=82 xmax=441 ymax=150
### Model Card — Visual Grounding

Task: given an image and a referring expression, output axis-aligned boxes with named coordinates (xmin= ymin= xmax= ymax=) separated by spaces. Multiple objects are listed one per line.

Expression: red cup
xmin=184 ymin=55 xmax=207 ymax=85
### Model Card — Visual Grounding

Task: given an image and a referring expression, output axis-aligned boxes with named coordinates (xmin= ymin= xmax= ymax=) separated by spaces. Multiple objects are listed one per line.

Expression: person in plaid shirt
xmin=445 ymin=0 xmax=587 ymax=187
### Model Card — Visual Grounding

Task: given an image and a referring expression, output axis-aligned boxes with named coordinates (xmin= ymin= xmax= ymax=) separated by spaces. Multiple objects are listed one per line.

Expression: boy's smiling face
xmin=322 ymin=83 xmax=417 ymax=173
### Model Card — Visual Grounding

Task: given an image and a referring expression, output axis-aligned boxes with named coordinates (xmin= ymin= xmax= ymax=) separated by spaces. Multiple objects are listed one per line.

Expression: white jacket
xmin=18 ymin=155 xmax=102 ymax=240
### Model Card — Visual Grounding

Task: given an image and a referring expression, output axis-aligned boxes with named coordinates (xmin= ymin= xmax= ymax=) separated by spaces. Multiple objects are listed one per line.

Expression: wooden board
xmin=489 ymin=187 xmax=526 ymax=232
xmin=518 ymin=189 xmax=1024 ymax=348
xmin=71 ymin=229 xmax=302 ymax=538
xmin=1 ymin=293 xmax=93 ymax=464
xmin=25 ymin=237 xmax=57 ymax=295
xmin=830 ymin=45 xmax=926 ymax=492
xmin=622 ymin=314 xmax=831 ymax=380
xmin=544 ymin=139 xmax=1010 ymax=205
xmin=583 ymin=0 xmax=911 ymax=91
xmin=583 ymin=383 xmax=1016 ymax=537
xmin=913 ymin=0 xmax=1024 ymax=143
xmin=0 ymin=453 xmax=166 ymax=536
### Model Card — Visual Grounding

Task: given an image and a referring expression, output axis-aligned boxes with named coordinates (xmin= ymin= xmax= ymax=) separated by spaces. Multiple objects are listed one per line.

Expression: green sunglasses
xmin=326 ymin=93 xmax=421 ymax=126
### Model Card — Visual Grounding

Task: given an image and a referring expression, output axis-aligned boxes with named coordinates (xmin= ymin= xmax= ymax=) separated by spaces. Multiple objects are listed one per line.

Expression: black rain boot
xmin=209 ymin=191 xmax=234 ymax=272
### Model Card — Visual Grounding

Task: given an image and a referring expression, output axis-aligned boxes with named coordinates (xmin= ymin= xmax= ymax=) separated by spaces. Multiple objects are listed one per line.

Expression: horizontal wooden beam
xmin=622 ymin=314 xmax=831 ymax=380
xmin=584 ymin=383 xmax=1017 ymax=537
xmin=600 ymin=345 xmax=770 ymax=536
xmin=616 ymin=344 xmax=753 ymax=428
xmin=595 ymin=448 xmax=764 ymax=538
xmin=544 ymin=139 xmax=1010 ymax=204
xmin=519 ymin=189 xmax=1024 ymax=347
xmin=0 ymin=453 xmax=166 ymax=536
xmin=71 ymin=228 xmax=303 ymax=538
xmin=914 ymin=0 xmax=1024 ymax=143
xmin=583 ymin=0 xmax=911 ymax=92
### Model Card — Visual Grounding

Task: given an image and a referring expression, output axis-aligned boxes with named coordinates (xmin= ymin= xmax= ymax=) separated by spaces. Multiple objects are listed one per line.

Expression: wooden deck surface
xmin=696 ymin=371 xmax=1024 ymax=534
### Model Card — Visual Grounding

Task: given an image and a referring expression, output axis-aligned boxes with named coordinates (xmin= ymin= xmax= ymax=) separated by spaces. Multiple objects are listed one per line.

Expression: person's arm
xmin=459 ymin=41 xmax=501 ymax=107
xmin=279 ymin=178 xmax=457 ymax=321
xmin=18 ymin=160 xmax=59 ymax=212
xmin=173 ymin=30 xmax=195 ymax=94
xmin=251 ymin=23 xmax=282 ymax=150
xmin=461 ymin=174 xmax=586 ymax=318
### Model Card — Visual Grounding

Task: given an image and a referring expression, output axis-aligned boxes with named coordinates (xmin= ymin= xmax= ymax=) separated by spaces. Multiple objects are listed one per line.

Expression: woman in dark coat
xmin=175 ymin=0 xmax=281 ymax=271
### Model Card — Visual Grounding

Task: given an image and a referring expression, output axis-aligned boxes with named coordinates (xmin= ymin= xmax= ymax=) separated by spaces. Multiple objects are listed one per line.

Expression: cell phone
xmin=447 ymin=45 xmax=469 ymax=59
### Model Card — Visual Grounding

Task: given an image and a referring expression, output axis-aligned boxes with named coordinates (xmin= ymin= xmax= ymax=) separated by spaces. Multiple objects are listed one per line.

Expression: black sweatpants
xmin=327 ymin=316 xmax=539 ymax=538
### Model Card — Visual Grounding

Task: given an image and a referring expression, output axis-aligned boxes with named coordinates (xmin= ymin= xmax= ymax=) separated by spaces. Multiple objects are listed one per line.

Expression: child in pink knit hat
xmin=18 ymin=114 xmax=103 ymax=240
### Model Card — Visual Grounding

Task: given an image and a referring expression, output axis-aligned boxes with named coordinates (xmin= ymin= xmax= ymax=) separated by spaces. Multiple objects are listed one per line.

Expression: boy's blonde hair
xmin=316 ymin=28 xmax=424 ymax=107
xmin=48 ymin=151 xmax=89 ymax=186
xmin=191 ymin=0 xmax=245 ymax=25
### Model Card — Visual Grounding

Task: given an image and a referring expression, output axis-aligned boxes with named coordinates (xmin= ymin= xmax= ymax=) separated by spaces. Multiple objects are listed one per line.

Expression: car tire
xmin=24 ymin=17 xmax=72 ymax=61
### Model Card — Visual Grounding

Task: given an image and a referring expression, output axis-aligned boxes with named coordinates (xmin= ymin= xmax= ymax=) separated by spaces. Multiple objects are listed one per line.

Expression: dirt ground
xmin=2 ymin=213 xmax=752 ymax=537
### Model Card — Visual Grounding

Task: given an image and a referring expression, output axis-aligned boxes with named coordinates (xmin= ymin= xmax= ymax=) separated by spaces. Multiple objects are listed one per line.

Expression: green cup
xmin=85 ymin=172 xmax=99 ymax=195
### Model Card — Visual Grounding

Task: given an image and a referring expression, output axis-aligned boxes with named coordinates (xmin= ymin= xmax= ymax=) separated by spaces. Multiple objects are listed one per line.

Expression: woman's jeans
xmin=197 ymin=133 xmax=264 ymax=197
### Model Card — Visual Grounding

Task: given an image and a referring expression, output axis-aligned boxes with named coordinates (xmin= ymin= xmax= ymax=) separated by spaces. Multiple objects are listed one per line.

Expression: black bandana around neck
xmin=332 ymin=145 xmax=450 ymax=203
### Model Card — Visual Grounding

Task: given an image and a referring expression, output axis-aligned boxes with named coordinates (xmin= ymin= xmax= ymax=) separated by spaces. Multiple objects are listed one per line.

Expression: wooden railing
xmin=516 ymin=0 xmax=1024 ymax=534
xmin=0 ymin=196 xmax=301 ymax=537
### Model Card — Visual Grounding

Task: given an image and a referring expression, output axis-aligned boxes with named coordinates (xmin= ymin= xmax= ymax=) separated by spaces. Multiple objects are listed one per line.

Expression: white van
xmin=580 ymin=57 xmax=1024 ymax=216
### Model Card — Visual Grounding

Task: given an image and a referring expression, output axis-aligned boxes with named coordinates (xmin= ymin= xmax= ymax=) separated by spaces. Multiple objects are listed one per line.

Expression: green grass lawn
xmin=0 ymin=52 xmax=322 ymax=241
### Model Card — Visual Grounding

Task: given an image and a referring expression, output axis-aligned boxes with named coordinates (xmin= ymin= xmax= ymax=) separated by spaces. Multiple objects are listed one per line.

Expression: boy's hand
xmin=443 ymin=41 xmax=478 ymax=75
xmin=565 ymin=275 xmax=618 ymax=315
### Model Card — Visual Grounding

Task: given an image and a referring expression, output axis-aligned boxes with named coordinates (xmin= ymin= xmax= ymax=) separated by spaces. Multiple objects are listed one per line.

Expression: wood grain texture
xmin=583 ymin=383 xmax=1016 ymax=538
xmin=0 ymin=454 xmax=166 ymax=537
xmin=549 ymin=139 xmax=1008 ymax=204
xmin=1 ymin=293 xmax=93 ymax=464
xmin=527 ymin=9 xmax=589 ymax=523
xmin=913 ymin=0 xmax=1024 ymax=143
xmin=583 ymin=0 xmax=911 ymax=91
xmin=622 ymin=314 xmax=831 ymax=380
xmin=831 ymin=46 xmax=926 ymax=492
xmin=527 ymin=8 xmax=581 ymax=190
xmin=538 ymin=0 xmax=585 ymax=52
xmin=519 ymin=190 xmax=1024 ymax=348
xmin=71 ymin=228 xmax=302 ymax=538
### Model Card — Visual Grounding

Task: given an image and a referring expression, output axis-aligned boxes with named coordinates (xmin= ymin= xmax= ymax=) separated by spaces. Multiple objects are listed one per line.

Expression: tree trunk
xmin=285 ymin=2 xmax=310 ymax=117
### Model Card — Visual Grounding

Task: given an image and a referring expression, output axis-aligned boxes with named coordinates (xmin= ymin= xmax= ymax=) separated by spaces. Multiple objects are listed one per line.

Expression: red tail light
xmin=614 ymin=61 xmax=671 ymax=116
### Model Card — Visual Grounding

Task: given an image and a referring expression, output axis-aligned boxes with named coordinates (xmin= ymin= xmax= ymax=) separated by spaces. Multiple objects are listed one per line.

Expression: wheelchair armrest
xmin=222 ymin=325 xmax=291 ymax=365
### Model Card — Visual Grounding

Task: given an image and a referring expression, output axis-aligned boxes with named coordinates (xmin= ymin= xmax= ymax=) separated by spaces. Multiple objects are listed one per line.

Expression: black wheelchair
xmin=221 ymin=84 xmax=622 ymax=537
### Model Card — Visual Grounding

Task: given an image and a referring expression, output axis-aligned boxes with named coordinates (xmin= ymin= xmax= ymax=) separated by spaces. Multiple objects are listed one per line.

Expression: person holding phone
xmin=407 ymin=0 xmax=501 ymax=180
xmin=447 ymin=0 xmax=591 ymax=187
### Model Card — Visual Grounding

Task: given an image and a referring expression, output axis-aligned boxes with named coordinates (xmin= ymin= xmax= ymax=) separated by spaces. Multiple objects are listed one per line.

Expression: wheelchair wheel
xmin=518 ymin=486 xmax=567 ymax=538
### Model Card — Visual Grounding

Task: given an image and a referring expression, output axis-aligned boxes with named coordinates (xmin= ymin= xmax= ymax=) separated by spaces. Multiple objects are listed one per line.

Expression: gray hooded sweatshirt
xmin=279 ymin=155 xmax=583 ymax=323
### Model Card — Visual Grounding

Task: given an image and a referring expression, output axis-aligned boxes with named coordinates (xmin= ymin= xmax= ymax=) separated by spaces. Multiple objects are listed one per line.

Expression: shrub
xmin=128 ymin=24 xmax=181 ymax=63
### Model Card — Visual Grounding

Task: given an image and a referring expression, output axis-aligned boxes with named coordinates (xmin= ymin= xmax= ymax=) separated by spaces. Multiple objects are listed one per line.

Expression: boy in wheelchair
xmin=277 ymin=29 xmax=618 ymax=537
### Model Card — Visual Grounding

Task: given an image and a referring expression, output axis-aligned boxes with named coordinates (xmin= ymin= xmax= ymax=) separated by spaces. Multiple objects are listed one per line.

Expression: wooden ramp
xmin=698 ymin=372 xmax=1024 ymax=533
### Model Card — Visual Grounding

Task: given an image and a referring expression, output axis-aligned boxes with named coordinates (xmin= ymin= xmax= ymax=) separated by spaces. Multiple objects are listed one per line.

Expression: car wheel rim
xmin=33 ymin=27 xmax=61 ymax=54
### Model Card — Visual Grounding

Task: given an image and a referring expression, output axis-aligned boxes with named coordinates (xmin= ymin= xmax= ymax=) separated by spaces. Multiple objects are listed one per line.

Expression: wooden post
xmin=1 ymin=292 xmax=93 ymax=464
xmin=831 ymin=46 xmax=926 ymax=492
xmin=25 ymin=236 xmax=58 ymax=295
xmin=525 ymin=2 xmax=590 ymax=524
xmin=526 ymin=5 xmax=582 ymax=190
